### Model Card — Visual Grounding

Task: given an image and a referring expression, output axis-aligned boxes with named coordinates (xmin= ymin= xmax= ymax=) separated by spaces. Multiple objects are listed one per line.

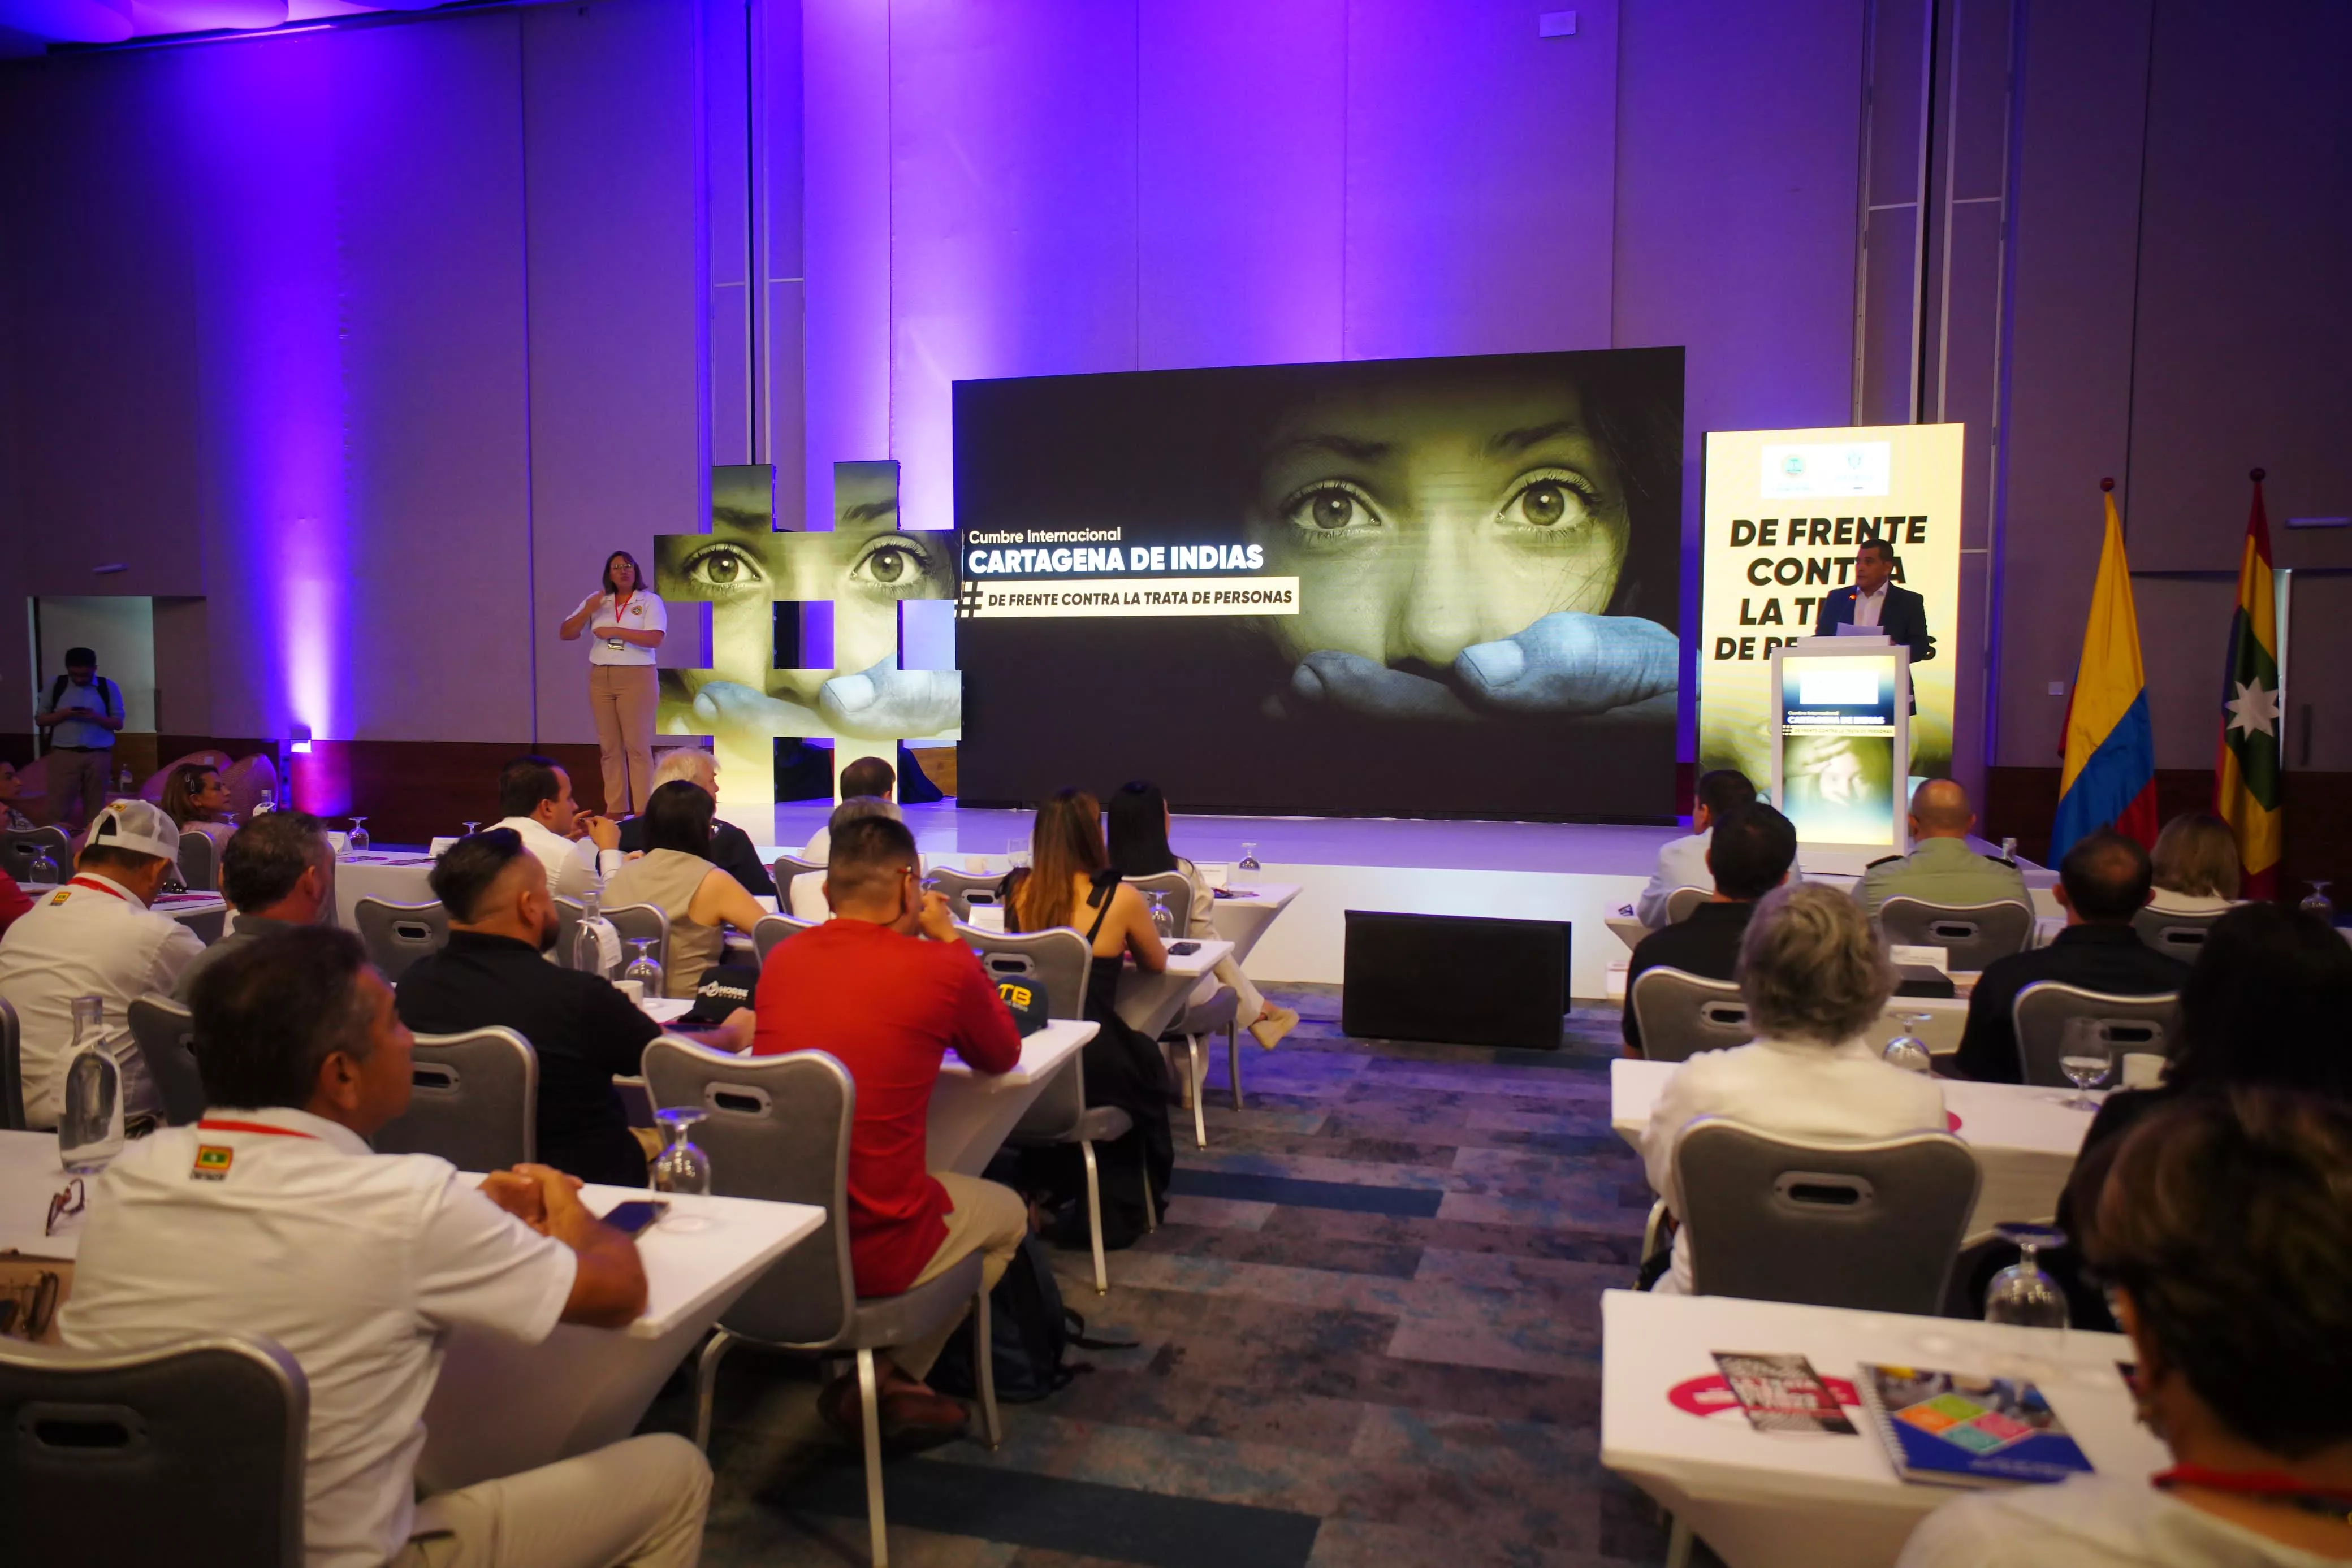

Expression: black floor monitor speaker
xmin=1339 ymin=910 xmax=1572 ymax=1051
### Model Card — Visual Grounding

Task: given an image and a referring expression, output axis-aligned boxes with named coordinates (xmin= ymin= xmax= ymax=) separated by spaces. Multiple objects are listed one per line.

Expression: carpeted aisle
xmin=655 ymin=984 xmax=1701 ymax=1567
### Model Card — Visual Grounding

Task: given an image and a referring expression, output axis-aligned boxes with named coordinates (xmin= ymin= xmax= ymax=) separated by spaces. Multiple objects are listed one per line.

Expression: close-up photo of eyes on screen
xmin=952 ymin=347 xmax=1686 ymax=822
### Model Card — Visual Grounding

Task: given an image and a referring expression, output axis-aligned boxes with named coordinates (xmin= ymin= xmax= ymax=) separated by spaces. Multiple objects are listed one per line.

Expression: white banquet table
xmin=929 ymin=1019 xmax=1096 ymax=1175
xmin=1610 ymin=1058 xmax=2094 ymax=1240
xmin=331 ymin=850 xmax=438 ymax=930
xmin=1602 ymin=1289 xmax=2164 ymax=1568
xmin=1202 ymin=883 xmax=1298 ymax=965
xmin=1113 ymin=938 xmax=1233 ymax=1039
xmin=0 ymin=1130 xmax=823 ymax=1492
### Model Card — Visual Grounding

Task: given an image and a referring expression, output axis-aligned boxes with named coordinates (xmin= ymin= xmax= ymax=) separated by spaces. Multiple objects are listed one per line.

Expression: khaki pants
xmin=393 ymin=1432 xmax=710 ymax=1568
xmin=892 ymin=1172 xmax=1028 ymax=1379
xmin=587 ymin=665 xmax=658 ymax=815
xmin=46 ymin=748 xmax=109 ymax=831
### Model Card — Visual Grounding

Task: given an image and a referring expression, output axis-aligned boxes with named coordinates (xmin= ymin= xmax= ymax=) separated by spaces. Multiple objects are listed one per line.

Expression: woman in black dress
xmin=1002 ymin=788 xmax=1171 ymax=1246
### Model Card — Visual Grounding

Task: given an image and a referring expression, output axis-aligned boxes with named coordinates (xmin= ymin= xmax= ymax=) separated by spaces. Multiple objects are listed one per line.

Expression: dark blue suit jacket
xmin=1818 ymin=582 xmax=1935 ymax=666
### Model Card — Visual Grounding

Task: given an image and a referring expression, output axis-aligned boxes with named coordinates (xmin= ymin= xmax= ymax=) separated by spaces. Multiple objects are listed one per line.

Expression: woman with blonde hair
xmin=1637 ymin=882 xmax=1947 ymax=1293
xmin=2148 ymin=812 xmax=2241 ymax=916
xmin=1004 ymin=788 xmax=1171 ymax=1246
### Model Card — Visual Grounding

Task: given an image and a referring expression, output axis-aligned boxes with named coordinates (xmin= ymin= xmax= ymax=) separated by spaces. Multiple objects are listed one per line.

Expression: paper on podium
xmin=1834 ymin=625 xmax=1892 ymax=639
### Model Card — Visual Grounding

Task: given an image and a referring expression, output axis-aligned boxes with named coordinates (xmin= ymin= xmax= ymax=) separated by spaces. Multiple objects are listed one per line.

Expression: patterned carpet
xmin=656 ymin=984 xmax=1694 ymax=1567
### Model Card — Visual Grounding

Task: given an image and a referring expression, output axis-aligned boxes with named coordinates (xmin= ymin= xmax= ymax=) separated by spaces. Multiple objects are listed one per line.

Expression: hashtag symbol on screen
xmin=957 ymin=579 xmax=983 ymax=618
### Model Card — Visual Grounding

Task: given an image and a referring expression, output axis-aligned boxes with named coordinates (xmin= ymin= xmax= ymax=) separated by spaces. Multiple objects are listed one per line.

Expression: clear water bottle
xmin=1999 ymin=835 xmax=2018 ymax=864
xmin=571 ymin=891 xmax=607 ymax=975
xmin=59 ymin=996 xmax=125 ymax=1174
xmin=1145 ymin=889 xmax=1177 ymax=941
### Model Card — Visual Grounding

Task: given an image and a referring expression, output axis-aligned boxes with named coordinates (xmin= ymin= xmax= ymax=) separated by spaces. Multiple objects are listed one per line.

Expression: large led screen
xmin=953 ymin=349 xmax=1684 ymax=820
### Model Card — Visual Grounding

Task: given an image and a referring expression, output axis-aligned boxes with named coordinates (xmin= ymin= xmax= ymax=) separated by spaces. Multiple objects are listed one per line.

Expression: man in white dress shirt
xmin=1638 ymin=883 xmax=1945 ymax=1294
xmin=0 ymin=799 xmax=202 ymax=1128
xmin=494 ymin=754 xmax=624 ymax=904
xmin=63 ymin=925 xmax=710 ymax=1568
xmin=1636 ymin=769 xmax=1760 ymax=927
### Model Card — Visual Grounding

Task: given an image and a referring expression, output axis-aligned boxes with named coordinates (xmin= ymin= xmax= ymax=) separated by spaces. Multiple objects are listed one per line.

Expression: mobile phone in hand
xmin=601 ymin=1199 xmax=669 ymax=1236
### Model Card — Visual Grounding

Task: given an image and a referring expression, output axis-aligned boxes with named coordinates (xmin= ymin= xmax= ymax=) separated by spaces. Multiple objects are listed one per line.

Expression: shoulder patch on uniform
xmin=192 ymin=1144 xmax=234 ymax=1181
xmin=1864 ymin=854 xmax=1903 ymax=868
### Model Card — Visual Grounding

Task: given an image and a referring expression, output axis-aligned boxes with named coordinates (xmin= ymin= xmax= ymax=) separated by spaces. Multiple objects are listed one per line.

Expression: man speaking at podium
xmin=1818 ymin=538 xmax=1934 ymax=667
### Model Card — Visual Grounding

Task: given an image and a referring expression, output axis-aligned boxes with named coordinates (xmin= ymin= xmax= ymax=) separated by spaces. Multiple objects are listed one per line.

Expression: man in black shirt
xmin=1623 ymin=803 xmax=1798 ymax=1057
xmin=394 ymin=829 xmax=754 ymax=1187
xmin=1949 ymin=829 xmax=2187 ymax=1084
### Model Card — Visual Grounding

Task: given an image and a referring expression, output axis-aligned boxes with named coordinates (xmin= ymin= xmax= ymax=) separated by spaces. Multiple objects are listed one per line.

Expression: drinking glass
xmin=27 ymin=846 xmax=61 ymax=886
xmin=1237 ymin=842 xmax=1262 ymax=872
xmin=1984 ymin=1224 xmax=2069 ymax=1329
xmin=461 ymin=821 xmax=481 ymax=837
xmin=652 ymin=1108 xmax=714 ymax=1230
xmin=2057 ymin=1017 xmax=2112 ymax=1111
xmin=2300 ymin=881 xmax=2334 ymax=924
xmin=1144 ymin=889 xmax=1177 ymax=941
xmin=1006 ymin=837 xmax=1031 ymax=870
xmin=623 ymin=939 xmax=664 ymax=998
xmin=570 ymin=894 xmax=607 ymax=976
xmin=347 ymin=817 xmax=370 ymax=854
xmin=1880 ymin=1014 xmax=1934 ymax=1073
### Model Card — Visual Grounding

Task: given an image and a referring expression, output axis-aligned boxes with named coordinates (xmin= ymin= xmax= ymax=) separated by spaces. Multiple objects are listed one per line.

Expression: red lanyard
xmin=610 ymin=590 xmax=633 ymax=620
xmin=2156 ymin=1466 xmax=2352 ymax=1522
xmin=195 ymin=1118 xmax=319 ymax=1140
xmin=67 ymin=876 xmax=128 ymax=902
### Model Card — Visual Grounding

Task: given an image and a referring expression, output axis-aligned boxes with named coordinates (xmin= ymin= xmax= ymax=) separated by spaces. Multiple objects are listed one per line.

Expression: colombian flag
xmin=2216 ymin=471 xmax=2282 ymax=898
xmin=2052 ymin=485 xmax=2157 ymax=859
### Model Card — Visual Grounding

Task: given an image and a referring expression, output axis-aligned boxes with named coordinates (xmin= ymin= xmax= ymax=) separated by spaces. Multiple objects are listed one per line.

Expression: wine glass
xmin=347 ymin=816 xmax=370 ymax=854
xmin=2300 ymin=881 xmax=2334 ymax=924
xmin=27 ymin=845 xmax=61 ymax=886
xmin=2057 ymin=1017 xmax=2112 ymax=1111
xmin=1144 ymin=889 xmax=1177 ymax=940
xmin=652 ymin=1107 xmax=714 ymax=1231
xmin=461 ymin=821 xmax=481 ymax=837
xmin=1984 ymin=1223 xmax=2069 ymax=1329
xmin=1238 ymin=842 xmax=1262 ymax=872
xmin=1006 ymin=837 xmax=1031 ymax=870
xmin=1881 ymin=1014 xmax=1933 ymax=1073
xmin=623 ymin=939 xmax=664 ymax=999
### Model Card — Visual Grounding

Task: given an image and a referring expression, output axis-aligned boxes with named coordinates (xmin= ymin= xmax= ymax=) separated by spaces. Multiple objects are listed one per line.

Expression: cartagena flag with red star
xmin=2215 ymin=471 xmax=2282 ymax=899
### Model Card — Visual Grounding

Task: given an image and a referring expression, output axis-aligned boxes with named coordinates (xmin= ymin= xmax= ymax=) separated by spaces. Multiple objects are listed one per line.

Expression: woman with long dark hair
xmin=159 ymin=761 xmax=236 ymax=854
xmin=1004 ymin=788 xmax=1173 ymax=1246
xmin=559 ymin=549 xmax=667 ymax=814
xmin=1106 ymin=780 xmax=1298 ymax=1049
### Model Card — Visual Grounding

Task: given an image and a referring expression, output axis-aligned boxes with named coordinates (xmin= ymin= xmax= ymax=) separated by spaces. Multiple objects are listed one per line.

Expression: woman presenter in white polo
xmin=560 ymin=549 xmax=667 ymax=814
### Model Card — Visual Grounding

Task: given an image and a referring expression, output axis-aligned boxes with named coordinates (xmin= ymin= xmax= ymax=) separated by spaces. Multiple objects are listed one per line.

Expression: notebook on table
xmin=1854 ymin=1364 xmax=2093 ymax=1487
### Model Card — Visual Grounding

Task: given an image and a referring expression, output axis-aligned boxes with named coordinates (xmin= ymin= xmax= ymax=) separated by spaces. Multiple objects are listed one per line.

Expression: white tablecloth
xmin=1113 ymin=938 xmax=1233 ymax=1039
xmin=0 ymin=1130 xmax=822 ymax=1492
xmin=1602 ymin=1289 xmax=2164 ymax=1568
xmin=1610 ymin=1058 xmax=2095 ymax=1239
xmin=330 ymin=852 xmax=437 ymax=930
xmin=1203 ymin=883 xmax=1297 ymax=966
xmin=929 ymin=1019 xmax=1095 ymax=1175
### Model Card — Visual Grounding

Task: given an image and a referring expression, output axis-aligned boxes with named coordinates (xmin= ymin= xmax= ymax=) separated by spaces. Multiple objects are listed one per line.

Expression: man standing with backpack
xmin=35 ymin=647 xmax=124 ymax=831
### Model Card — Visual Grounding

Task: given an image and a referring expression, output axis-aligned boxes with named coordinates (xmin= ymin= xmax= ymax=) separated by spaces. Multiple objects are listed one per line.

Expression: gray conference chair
xmin=1 ymin=996 xmax=23 ymax=1131
xmin=0 ymin=1332 xmax=308 ymax=1567
xmin=370 ymin=1026 xmax=538 ymax=1170
xmin=2011 ymin=982 xmax=2180 ymax=1089
xmin=2130 ymin=904 xmax=2226 ymax=959
xmin=1164 ymin=984 xmax=1239 ymax=1149
xmin=127 ymin=995 xmax=206 ymax=1126
xmin=1874 ymin=897 xmax=2036 ymax=972
xmin=924 ymin=867 xmax=1001 ymax=922
xmin=0 ymin=825 xmax=70 ymax=885
xmin=602 ymin=902 xmax=671 ymax=985
xmin=176 ymin=830 xmax=219 ymax=893
xmin=641 ymin=1039 xmax=997 ymax=1568
xmin=351 ymin=896 xmax=449 ymax=983
xmin=753 ymin=911 xmax=816 ymax=961
xmin=1126 ymin=871 xmax=1193 ymax=938
xmin=1628 ymin=967 xmax=1753 ymax=1064
xmin=1662 ymin=886 xmax=1709 ymax=924
xmin=771 ymin=852 xmax=823 ymax=886
xmin=1674 ymin=1117 xmax=1981 ymax=1313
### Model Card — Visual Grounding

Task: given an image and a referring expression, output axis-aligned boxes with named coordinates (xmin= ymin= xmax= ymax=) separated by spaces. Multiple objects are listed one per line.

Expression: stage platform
xmin=753 ymin=802 xmax=2054 ymax=998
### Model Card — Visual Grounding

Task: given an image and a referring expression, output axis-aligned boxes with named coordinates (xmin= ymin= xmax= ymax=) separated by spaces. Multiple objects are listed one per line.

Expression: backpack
xmin=45 ymin=674 xmax=118 ymax=721
xmin=925 ymin=1235 xmax=1132 ymax=1402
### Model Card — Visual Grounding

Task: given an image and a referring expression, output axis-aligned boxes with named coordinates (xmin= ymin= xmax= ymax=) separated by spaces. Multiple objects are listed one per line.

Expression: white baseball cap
xmin=87 ymin=798 xmax=181 ymax=863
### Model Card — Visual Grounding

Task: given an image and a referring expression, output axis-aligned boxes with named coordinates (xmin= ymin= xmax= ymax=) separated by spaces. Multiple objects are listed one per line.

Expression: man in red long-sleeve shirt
xmin=752 ymin=813 xmax=1026 ymax=1448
